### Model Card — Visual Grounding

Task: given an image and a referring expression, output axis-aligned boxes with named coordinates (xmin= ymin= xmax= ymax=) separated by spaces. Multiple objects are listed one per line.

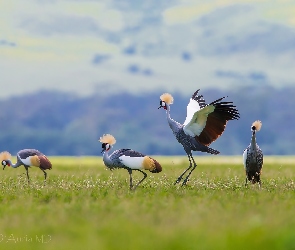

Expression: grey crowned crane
xmin=158 ymin=90 xmax=240 ymax=186
xmin=243 ymin=120 xmax=263 ymax=188
xmin=0 ymin=149 xmax=52 ymax=182
xmin=99 ymin=134 xmax=162 ymax=190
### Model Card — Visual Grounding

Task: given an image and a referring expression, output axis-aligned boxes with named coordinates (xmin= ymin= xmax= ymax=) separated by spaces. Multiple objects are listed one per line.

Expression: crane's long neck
xmin=250 ymin=131 xmax=257 ymax=152
xmin=102 ymin=149 xmax=112 ymax=167
xmin=7 ymin=160 xmax=21 ymax=168
xmin=166 ymin=105 xmax=178 ymax=131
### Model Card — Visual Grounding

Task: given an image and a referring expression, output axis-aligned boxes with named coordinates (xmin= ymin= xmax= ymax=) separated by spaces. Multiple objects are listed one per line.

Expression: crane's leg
xmin=244 ymin=170 xmax=249 ymax=187
xmin=41 ymin=168 xmax=47 ymax=180
xmin=175 ymin=153 xmax=193 ymax=185
xmin=40 ymin=168 xmax=47 ymax=183
xmin=182 ymin=153 xmax=197 ymax=186
xmin=257 ymin=174 xmax=261 ymax=189
xmin=132 ymin=170 xmax=147 ymax=190
xmin=24 ymin=166 xmax=30 ymax=183
xmin=127 ymin=169 xmax=133 ymax=190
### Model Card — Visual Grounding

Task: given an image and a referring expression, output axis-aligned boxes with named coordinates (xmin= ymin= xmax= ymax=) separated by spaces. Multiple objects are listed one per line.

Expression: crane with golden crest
xmin=99 ymin=134 xmax=162 ymax=190
xmin=0 ymin=149 xmax=52 ymax=182
xmin=243 ymin=120 xmax=263 ymax=187
xmin=158 ymin=89 xmax=240 ymax=186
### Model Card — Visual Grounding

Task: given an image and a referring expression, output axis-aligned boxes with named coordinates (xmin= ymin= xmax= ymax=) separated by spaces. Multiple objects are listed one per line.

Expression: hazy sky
xmin=1 ymin=0 xmax=295 ymax=98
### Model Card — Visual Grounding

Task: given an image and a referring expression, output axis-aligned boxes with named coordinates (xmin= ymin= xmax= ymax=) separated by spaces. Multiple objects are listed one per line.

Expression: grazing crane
xmin=99 ymin=134 xmax=162 ymax=190
xmin=158 ymin=90 xmax=240 ymax=186
xmin=243 ymin=120 xmax=263 ymax=188
xmin=0 ymin=149 xmax=52 ymax=182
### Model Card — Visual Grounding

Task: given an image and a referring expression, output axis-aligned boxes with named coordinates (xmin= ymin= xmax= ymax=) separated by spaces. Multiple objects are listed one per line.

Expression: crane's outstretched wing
xmin=183 ymin=90 xmax=206 ymax=128
xmin=183 ymin=90 xmax=240 ymax=146
xmin=183 ymin=90 xmax=212 ymax=137
xmin=195 ymin=97 xmax=240 ymax=146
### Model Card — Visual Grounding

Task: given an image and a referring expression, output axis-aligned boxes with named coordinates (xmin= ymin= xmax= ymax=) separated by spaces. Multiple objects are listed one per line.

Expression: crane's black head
xmin=1 ymin=160 xmax=10 ymax=170
xmin=158 ymin=100 xmax=167 ymax=110
xmin=251 ymin=126 xmax=256 ymax=135
xmin=101 ymin=143 xmax=111 ymax=153
xmin=251 ymin=120 xmax=262 ymax=134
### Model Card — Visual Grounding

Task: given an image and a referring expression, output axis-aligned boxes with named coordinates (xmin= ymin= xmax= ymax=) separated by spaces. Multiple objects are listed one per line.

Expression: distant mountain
xmin=0 ymin=85 xmax=294 ymax=156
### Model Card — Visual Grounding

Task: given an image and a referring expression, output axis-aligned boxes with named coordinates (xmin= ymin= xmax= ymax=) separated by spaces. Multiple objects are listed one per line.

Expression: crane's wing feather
xmin=183 ymin=90 xmax=206 ymax=126
xmin=183 ymin=90 xmax=240 ymax=145
xmin=110 ymin=149 xmax=146 ymax=163
xmin=195 ymin=97 xmax=240 ymax=146
xmin=114 ymin=149 xmax=146 ymax=158
xmin=116 ymin=149 xmax=147 ymax=170
xmin=18 ymin=149 xmax=42 ymax=159
xmin=38 ymin=155 xmax=52 ymax=170
xmin=243 ymin=148 xmax=248 ymax=169
xmin=183 ymin=105 xmax=215 ymax=137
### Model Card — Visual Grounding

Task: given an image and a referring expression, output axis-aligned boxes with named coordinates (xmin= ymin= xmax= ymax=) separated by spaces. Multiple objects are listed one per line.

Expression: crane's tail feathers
xmin=207 ymin=147 xmax=220 ymax=155
xmin=252 ymin=120 xmax=262 ymax=131
xmin=0 ymin=151 xmax=11 ymax=162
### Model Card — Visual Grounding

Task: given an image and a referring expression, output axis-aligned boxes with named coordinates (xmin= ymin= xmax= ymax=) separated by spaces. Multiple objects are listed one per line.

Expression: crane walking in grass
xmin=0 ymin=149 xmax=52 ymax=182
xmin=243 ymin=120 xmax=263 ymax=188
xmin=158 ymin=89 xmax=240 ymax=186
xmin=99 ymin=134 xmax=162 ymax=190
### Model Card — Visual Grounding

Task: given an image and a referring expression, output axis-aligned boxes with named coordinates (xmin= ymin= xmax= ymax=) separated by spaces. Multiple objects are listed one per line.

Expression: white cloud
xmin=1 ymin=0 xmax=295 ymax=99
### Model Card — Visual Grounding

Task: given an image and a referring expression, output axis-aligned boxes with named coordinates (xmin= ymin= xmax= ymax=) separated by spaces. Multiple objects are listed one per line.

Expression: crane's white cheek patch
xmin=119 ymin=156 xmax=144 ymax=170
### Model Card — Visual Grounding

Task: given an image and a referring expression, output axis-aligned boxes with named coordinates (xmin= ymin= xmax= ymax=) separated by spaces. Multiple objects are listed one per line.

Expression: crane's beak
xmin=158 ymin=105 xmax=167 ymax=110
xmin=101 ymin=149 xmax=106 ymax=153
xmin=3 ymin=165 xmax=6 ymax=170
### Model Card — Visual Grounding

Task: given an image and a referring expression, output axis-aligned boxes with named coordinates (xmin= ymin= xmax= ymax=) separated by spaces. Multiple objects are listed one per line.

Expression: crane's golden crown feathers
xmin=160 ymin=93 xmax=174 ymax=105
xmin=99 ymin=134 xmax=116 ymax=145
xmin=252 ymin=120 xmax=262 ymax=131
xmin=0 ymin=151 xmax=11 ymax=162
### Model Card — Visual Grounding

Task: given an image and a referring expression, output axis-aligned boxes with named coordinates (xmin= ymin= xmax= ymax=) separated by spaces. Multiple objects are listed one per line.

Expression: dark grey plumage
xmin=105 ymin=148 xmax=145 ymax=170
xmin=159 ymin=90 xmax=240 ymax=186
xmin=243 ymin=121 xmax=263 ymax=187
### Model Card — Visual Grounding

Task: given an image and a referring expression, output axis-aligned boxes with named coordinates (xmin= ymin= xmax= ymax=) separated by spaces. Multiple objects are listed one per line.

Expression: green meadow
xmin=0 ymin=156 xmax=295 ymax=250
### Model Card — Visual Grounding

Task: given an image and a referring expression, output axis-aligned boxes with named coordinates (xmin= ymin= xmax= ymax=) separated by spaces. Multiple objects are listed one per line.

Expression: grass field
xmin=1 ymin=155 xmax=295 ymax=250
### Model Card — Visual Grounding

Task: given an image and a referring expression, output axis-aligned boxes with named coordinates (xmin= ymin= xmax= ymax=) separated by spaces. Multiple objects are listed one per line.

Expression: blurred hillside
xmin=0 ymin=85 xmax=294 ymax=156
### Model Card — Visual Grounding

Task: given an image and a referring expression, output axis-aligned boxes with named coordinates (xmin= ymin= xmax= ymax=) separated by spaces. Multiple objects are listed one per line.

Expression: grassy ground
xmin=0 ymin=155 xmax=295 ymax=250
